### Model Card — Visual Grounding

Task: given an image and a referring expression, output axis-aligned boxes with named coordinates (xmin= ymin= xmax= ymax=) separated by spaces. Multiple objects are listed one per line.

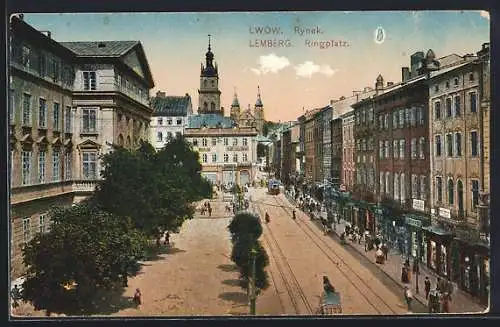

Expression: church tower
xmin=198 ymin=35 xmax=222 ymax=115
xmin=254 ymin=86 xmax=265 ymax=135
xmin=230 ymin=88 xmax=241 ymax=122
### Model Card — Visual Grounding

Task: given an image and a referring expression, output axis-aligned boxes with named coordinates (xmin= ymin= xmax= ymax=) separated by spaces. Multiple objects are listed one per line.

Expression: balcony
xmin=73 ymin=180 xmax=98 ymax=193
xmin=11 ymin=180 xmax=74 ymax=205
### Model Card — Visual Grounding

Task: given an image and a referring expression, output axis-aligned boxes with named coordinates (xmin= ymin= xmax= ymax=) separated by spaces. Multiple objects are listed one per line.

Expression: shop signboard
xmin=405 ymin=216 xmax=422 ymax=228
xmin=412 ymin=199 xmax=425 ymax=212
xmin=439 ymin=207 xmax=451 ymax=219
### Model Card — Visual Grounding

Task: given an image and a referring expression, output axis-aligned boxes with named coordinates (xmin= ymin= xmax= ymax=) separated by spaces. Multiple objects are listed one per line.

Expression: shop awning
xmin=422 ymin=225 xmax=453 ymax=236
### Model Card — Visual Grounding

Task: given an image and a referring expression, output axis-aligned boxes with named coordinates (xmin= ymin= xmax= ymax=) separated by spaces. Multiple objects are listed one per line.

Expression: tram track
xmin=270 ymin=194 xmax=398 ymax=315
xmin=251 ymin=200 xmax=314 ymax=315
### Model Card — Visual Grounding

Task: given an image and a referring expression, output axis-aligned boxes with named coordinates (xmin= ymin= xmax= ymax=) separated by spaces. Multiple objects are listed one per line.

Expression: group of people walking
xmin=200 ymin=201 xmax=212 ymax=217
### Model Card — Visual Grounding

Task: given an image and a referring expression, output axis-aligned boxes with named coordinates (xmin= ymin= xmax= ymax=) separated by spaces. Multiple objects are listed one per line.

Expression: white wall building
xmin=150 ymin=91 xmax=193 ymax=150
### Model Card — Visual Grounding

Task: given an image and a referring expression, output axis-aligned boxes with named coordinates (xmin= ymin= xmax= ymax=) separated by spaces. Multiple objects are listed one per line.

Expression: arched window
xmin=126 ymin=135 xmax=131 ymax=147
xmin=448 ymin=179 xmax=454 ymax=205
xmin=457 ymin=180 xmax=464 ymax=217
xmin=118 ymin=134 xmax=124 ymax=146
xmin=211 ymin=102 xmax=216 ymax=111
xmin=394 ymin=173 xmax=399 ymax=200
xmin=203 ymin=102 xmax=208 ymax=111
xmin=400 ymin=173 xmax=405 ymax=201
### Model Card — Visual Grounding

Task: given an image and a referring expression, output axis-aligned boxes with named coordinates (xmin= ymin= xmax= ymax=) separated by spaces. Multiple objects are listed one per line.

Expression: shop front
xmin=403 ymin=213 xmax=431 ymax=267
xmin=422 ymin=225 xmax=453 ymax=278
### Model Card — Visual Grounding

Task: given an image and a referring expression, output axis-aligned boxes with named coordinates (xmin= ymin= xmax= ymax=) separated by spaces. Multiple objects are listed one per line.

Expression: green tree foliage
xmin=21 ymin=204 xmax=147 ymax=313
xmin=228 ymin=213 xmax=269 ymax=294
xmin=93 ymin=139 xmax=211 ymax=238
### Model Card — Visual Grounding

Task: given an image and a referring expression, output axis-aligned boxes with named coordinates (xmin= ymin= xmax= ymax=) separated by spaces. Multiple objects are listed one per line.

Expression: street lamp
xmin=249 ymin=247 xmax=257 ymax=315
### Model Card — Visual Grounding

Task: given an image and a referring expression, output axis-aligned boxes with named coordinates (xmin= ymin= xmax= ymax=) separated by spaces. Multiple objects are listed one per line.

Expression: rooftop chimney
xmin=156 ymin=91 xmax=166 ymax=98
xmin=402 ymin=67 xmax=410 ymax=82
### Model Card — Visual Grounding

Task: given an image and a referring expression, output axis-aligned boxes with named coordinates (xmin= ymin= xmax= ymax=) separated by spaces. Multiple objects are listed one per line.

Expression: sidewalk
xmin=284 ymin=193 xmax=487 ymax=314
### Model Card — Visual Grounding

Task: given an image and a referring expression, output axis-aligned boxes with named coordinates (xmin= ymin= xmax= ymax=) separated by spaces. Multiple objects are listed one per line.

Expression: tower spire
xmin=208 ymin=34 xmax=211 ymax=51
xmin=255 ymin=85 xmax=263 ymax=107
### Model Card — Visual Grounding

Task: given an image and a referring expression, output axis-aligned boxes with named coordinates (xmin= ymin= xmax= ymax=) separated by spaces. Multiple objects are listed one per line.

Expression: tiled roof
xmin=429 ymin=62 xmax=471 ymax=79
xmin=60 ymin=41 xmax=139 ymax=57
xmin=151 ymin=95 xmax=191 ymax=117
xmin=188 ymin=114 xmax=236 ymax=128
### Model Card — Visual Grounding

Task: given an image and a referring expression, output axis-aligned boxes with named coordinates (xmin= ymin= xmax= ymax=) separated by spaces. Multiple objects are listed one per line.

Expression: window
xmin=157 ymin=118 xmax=163 ymax=126
xmin=385 ymin=140 xmax=390 ymax=158
xmin=224 ymin=138 xmax=229 ymax=146
xmin=22 ymin=150 xmax=32 ymax=185
xmin=385 ymin=114 xmax=389 ymax=130
xmin=470 ymin=92 xmax=477 ymax=113
xmin=52 ymin=149 xmax=60 ymax=182
xmin=212 ymin=153 xmax=217 ymax=162
xmin=167 ymin=132 xmax=173 ymax=139
xmin=399 ymin=139 xmax=405 ymax=159
xmin=192 ymin=139 xmax=198 ymax=146
xmin=22 ymin=46 xmax=31 ymax=68
xmin=393 ymin=140 xmax=398 ymax=158
xmin=39 ymin=214 xmax=47 ymax=233
xmin=243 ymin=153 xmax=248 ymax=162
xmin=445 ymin=81 xmax=450 ymax=88
xmin=157 ymin=132 xmax=163 ymax=142
xmin=23 ymin=218 xmax=31 ymax=243
xmin=82 ymin=152 xmax=97 ymax=180
xmin=394 ymin=173 xmax=400 ymax=200
xmin=399 ymin=110 xmax=404 ymax=128
xmin=455 ymin=133 xmax=462 ymax=157
xmin=212 ymin=138 xmax=217 ymax=146
xmin=385 ymin=172 xmax=390 ymax=194
xmin=434 ymin=101 xmax=441 ymax=120
xmin=380 ymin=172 xmax=385 ymax=194
xmin=419 ymin=137 xmax=425 ymax=159
xmin=434 ymin=84 xmax=439 ymax=93
xmin=64 ymin=151 xmax=72 ymax=181
xmin=393 ymin=112 xmax=398 ymax=129
xmin=65 ymin=106 xmax=72 ymax=133
xmin=362 ymin=139 xmax=366 ymax=151
xmin=23 ymin=93 xmax=32 ymax=126
xmin=38 ymin=53 xmax=46 ymax=76
xmin=224 ymin=153 xmax=229 ymax=162
xmin=446 ymin=98 xmax=452 ymax=117
xmin=411 ymin=138 xmax=417 ymax=159
xmin=436 ymin=177 xmax=443 ymax=202
xmin=38 ymin=98 xmax=47 ymax=128
xmin=435 ymin=135 xmax=442 ymax=157
xmin=202 ymin=138 xmax=208 ymax=147
xmin=410 ymin=107 xmax=416 ymax=126
xmin=378 ymin=115 xmax=383 ymax=130
xmin=82 ymin=108 xmax=97 ymax=133
xmin=53 ymin=103 xmax=60 ymax=130
xmin=454 ymin=78 xmax=459 ymax=86
xmin=379 ymin=141 xmax=384 ymax=159
xmin=454 ymin=95 xmax=461 ymax=117
xmin=83 ymin=71 xmax=97 ymax=90
xmin=412 ymin=174 xmax=418 ymax=198
xmin=457 ymin=180 xmax=464 ymax=217
xmin=471 ymin=131 xmax=478 ymax=157
xmin=211 ymin=102 xmax=216 ymax=111
xmin=202 ymin=154 xmax=208 ymax=163
xmin=167 ymin=119 xmax=172 ymax=125
xmin=233 ymin=153 xmax=238 ymax=162
xmin=469 ymin=73 xmax=475 ymax=82
xmin=420 ymin=175 xmax=426 ymax=200
xmin=446 ymin=134 xmax=453 ymax=157
xmin=9 ymin=89 xmax=15 ymax=123
xmin=400 ymin=173 xmax=406 ymax=202
xmin=177 ymin=119 xmax=182 ymax=125
xmin=472 ymin=180 xmax=479 ymax=210
xmin=233 ymin=138 xmax=238 ymax=146
xmin=243 ymin=138 xmax=248 ymax=146
xmin=448 ymin=179 xmax=454 ymax=205
xmin=38 ymin=150 xmax=45 ymax=183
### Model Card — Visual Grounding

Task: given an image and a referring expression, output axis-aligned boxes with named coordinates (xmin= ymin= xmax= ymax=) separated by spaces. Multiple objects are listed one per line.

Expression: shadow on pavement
xmin=219 ymin=292 xmax=248 ymax=304
xmin=217 ymin=264 xmax=238 ymax=272
xmin=222 ymin=279 xmax=241 ymax=287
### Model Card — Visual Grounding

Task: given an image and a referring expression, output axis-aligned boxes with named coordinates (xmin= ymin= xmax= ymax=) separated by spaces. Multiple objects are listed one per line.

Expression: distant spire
xmin=255 ymin=85 xmax=263 ymax=107
xmin=208 ymin=34 xmax=211 ymax=51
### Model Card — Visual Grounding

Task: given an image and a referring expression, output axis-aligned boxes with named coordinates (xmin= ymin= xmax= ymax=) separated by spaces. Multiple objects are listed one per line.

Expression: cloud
xmin=479 ymin=10 xmax=490 ymax=20
xmin=294 ymin=61 xmax=338 ymax=79
xmin=250 ymin=53 xmax=291 ymax=75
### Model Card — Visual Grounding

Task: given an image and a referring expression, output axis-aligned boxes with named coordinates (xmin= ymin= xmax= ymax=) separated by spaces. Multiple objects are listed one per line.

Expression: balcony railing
xmin=72 ymin=180 xmax=98 ymax=193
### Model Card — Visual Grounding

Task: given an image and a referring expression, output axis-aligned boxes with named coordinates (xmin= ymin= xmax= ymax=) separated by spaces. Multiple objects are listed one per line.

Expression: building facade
xmin=322 ymin=105 xmax=333 ymax=182
xmin=428 ymin=46 xmax=489 ymax=300
xmin=341 ymin=111 xmax=355 ymax=191
xmin=230 ymin=88 xmax=265 ymax=135
xmin=330 ymin=117 xmax=343 ymax=187
xmin=184 ymin=37 xmax=258 ymax=185
xmin=9 ymin=16 xmax=155 ymax=278
xmin=304 ymin=108 xmax=321 ymax=184
xmin=150 ymin=91 xmax=192 ymax=150
xmin=280 ymin=127 xmax=292 ymax=185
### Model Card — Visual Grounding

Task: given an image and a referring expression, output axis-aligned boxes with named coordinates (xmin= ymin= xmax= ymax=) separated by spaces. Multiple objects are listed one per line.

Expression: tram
xmin=267 ymin=179 xmax=280 ymax=195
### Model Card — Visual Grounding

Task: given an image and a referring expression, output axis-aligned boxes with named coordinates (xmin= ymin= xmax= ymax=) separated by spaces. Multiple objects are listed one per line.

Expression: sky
xmin=22 ymin=11 xmax=490 ymax=122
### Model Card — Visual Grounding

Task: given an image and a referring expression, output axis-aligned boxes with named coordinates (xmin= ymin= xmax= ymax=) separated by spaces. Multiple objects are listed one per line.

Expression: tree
xmin=21 ymin=204 xmax=147 ymax=313
xmin=92 ymin=139 xmax=211 ymax=239
xmin=228 ymin=213 xmax=269 ymax=294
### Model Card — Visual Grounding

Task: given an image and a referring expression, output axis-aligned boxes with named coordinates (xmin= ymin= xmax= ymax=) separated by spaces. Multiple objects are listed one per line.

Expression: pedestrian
xmin=133 ymin=288 xmax=142 ymax=307
xmin=164 ymin=231 xmax=170 ymax=246
xmin=11 ymin=285 xmax=21 ymax=308
xmin=208 ymin=206 xmax=212 ymax=217
xmin=424 ymin=276 xmax=431 ymax=300
xmin=436 ymin=277 xmax=442 ymax=292
xmin=404 ymin=286 xmax=413 ymax=312
xmin=446 ymin=278 xmax=454 ymax=301
xmin=381 ymin=243 xmax=389 ymax=261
